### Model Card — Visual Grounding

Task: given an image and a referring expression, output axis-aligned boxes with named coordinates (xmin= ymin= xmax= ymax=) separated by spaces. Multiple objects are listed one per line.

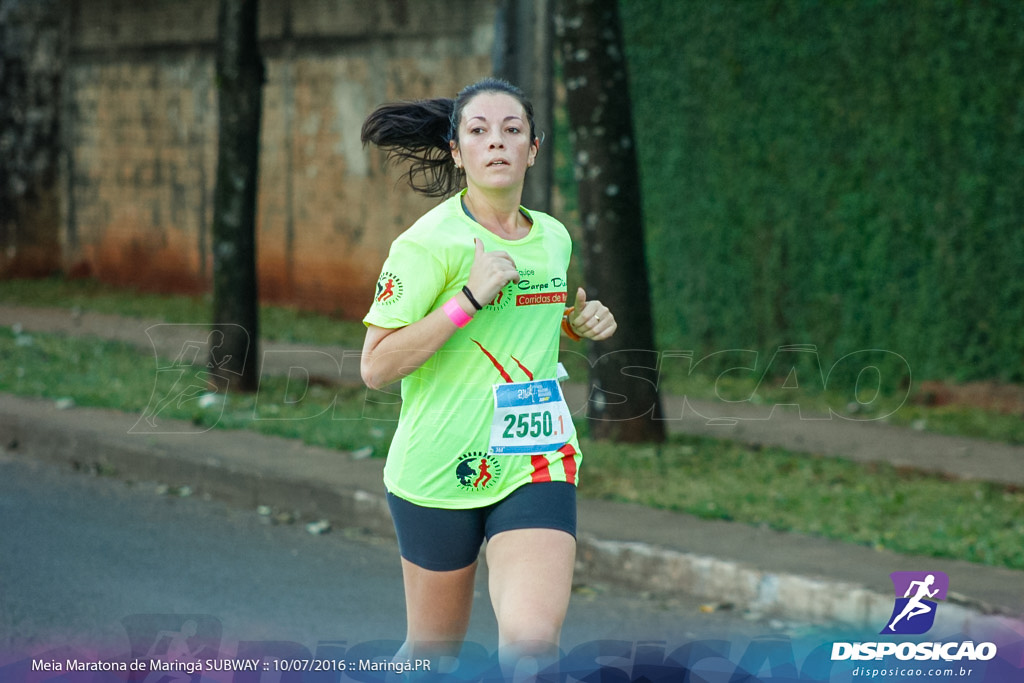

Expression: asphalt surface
xmin=1 ymin=304 xmax=1023 ymax=663
xmin=1 ymin=454 xmax=803 ymax=655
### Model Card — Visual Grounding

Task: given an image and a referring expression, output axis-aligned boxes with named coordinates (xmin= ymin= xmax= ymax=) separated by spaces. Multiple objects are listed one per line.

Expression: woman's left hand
xmin=569 ymin=287 xmax=617 ymax=341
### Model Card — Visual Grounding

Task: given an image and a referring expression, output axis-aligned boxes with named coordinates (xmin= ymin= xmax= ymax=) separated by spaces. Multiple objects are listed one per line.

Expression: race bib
xmin=488 ymin=378 xmax=573 ymax=456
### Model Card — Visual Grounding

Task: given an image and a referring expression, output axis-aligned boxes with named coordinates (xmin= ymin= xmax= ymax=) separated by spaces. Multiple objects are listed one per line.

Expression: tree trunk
xmin=493 ymin=0 xmax=554 ymax=213
xmin=210 ymin=0 xmax=263 ymax=392
xmin=555 ymin=0 xmax=665 ymax=443
xmin=0 ymin=0 xmax=64 ymax=278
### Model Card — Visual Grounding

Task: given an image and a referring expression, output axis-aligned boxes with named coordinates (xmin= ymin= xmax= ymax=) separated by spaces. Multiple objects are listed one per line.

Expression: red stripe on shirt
xmin=509 ymin=355 xmax=534 ymax=381
xmin=471 ymin=339 xmax=513 ymax=384
xmin=530 ymin=455 xmax=552 ymax=483
xmin=558 ymin=444 xmax=578 ymax=485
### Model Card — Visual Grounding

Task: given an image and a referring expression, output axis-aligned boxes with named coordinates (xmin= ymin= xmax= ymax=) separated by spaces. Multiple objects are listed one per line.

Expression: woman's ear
xmin=450 ymin=140 xmax=462 ymax=169
xmin=528 ymin=137 xmax=540 ymax=167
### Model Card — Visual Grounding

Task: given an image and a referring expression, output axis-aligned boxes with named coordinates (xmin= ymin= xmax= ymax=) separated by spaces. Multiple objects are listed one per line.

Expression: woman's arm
xmin=361 ymin=300 xmax=468 ymax=390
xmin=360 ymin=238 xmax=520 ymax=389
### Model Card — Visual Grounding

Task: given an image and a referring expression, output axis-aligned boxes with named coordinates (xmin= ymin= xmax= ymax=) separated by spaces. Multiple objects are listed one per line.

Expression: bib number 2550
xmin=489 ymin=379 xmax=572 ymax=456
xmin=503 ymin=411 xmax=564 ymax=439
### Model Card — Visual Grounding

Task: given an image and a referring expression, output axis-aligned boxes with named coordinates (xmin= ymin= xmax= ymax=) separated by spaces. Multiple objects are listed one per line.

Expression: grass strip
xmin=582 ymin=438 xmax=1024 ymax=571
xmin=0 ymin=328 xmax=399 ymax=456
xmin=0 ymin=276 xmax=366 ymax=348
xmin=1 ymin=326 xmax=1022 ymax=571
xmin=4 ymin=277 xmax=1020 ymax=445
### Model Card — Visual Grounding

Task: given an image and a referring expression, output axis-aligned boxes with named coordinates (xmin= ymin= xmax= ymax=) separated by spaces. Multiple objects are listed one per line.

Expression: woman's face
xmin=450 ymin=92 xmax=538 ymax=193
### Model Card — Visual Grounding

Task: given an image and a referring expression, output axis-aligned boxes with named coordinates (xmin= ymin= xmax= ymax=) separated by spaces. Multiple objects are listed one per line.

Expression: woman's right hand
xmin=361 ymin=239 xmax=520 ymax=390
xmin=466 ymin=238 xmax=520 ymax=305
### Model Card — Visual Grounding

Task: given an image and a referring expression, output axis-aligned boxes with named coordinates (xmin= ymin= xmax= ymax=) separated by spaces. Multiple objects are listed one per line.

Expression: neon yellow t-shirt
xmin=363 ymin=192 xmax=582 ymax=509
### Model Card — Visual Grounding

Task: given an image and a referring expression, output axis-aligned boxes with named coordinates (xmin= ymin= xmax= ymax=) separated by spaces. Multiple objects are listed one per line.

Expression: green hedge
xmin=619 ymin=0 xmax=1024 ymax=385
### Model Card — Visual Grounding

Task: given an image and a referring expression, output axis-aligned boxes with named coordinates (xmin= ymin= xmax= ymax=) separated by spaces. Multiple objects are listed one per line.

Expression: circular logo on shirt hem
xmin=455 ymin=451 xmax=502 ymax=492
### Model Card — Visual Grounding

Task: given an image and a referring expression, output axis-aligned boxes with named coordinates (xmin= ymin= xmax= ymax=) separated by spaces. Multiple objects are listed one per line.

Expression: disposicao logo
xmin=831 ymin=570 xmax=998 ymax=664
xmin=881 ymin=570 xmax=948 ymax=635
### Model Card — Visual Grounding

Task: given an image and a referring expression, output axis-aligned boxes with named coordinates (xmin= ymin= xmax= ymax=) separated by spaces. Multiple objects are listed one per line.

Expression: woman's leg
xmin=485 ymin=528 xmax=576 ymax=677
xmin=386 ymin=492 xmax=485 ymax=663
xmin=394 ymin=558 xmax=478 ymax=662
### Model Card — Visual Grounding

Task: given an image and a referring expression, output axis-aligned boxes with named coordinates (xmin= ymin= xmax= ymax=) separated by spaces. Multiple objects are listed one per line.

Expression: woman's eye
xmin=507 ymin=127 xmax=521 ymax=134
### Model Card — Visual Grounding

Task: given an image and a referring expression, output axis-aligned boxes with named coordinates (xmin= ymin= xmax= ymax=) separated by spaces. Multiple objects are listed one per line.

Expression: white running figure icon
xmin=888 ymin=573 xmax=939 ymax=631
xmin=142 ymin=619 xmax=202 ymax=682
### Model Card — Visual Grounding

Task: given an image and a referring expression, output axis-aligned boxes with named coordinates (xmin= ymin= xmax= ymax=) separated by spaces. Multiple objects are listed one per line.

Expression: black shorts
xmin=386 ymin=482 xmax=577 ymax=572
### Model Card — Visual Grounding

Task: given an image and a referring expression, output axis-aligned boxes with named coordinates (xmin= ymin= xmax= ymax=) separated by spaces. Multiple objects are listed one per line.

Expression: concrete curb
xmin=4 ymin=393 xmax=1022 ymax=641
xmin=574 ymin=536 xmax=990 ymax=635
xmin=0 ymin=398 xmax=395 ymax=538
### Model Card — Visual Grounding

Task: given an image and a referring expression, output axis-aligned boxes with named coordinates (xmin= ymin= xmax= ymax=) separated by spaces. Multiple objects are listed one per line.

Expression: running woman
xmin=359 ymin=78 xmax=616 ymax=674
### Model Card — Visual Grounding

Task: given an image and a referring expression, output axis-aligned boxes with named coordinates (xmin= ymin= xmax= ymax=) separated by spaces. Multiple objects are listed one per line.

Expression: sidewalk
xmin=1 ymin=304 xmax=1022 ymax=637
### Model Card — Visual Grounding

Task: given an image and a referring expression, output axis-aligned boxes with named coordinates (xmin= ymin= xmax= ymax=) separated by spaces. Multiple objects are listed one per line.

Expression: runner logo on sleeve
xmin=374 ymin=271 xmax=403 ymax=306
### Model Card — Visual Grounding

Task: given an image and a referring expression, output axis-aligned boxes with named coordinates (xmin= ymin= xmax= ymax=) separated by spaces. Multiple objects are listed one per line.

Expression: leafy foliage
xmin=619 ymin=0 xmax=1024 ymax=384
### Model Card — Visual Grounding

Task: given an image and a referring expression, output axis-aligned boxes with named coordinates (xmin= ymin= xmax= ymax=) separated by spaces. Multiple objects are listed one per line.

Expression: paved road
xmin=0 ymin=454 xmax=804 ymax=660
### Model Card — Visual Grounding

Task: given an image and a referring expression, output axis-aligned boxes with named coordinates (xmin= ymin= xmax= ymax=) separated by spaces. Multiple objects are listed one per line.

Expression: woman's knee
xmin=498 ymin=622 xmax=563 ymax=652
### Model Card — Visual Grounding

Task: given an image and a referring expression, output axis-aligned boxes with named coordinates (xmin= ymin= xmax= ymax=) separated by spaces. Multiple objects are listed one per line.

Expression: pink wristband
xmin=443 ymin=297 xmax=473 ymax=328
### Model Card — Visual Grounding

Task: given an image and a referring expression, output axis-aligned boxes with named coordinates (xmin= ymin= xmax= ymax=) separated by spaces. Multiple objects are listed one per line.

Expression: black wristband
xmin=462 ymin=285 xmax=483 ymax=311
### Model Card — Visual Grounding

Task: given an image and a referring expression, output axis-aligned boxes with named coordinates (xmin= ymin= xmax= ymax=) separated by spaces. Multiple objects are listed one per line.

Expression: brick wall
xmin=64 ymin=0 xmax=495 ymax=317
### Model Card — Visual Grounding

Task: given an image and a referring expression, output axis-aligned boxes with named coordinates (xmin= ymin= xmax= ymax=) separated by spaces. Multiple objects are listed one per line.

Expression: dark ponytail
xmin=361 ymin=78 xmax=537 ymax=199
xmin=360 ymin=98 xmax=460 ymax=198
